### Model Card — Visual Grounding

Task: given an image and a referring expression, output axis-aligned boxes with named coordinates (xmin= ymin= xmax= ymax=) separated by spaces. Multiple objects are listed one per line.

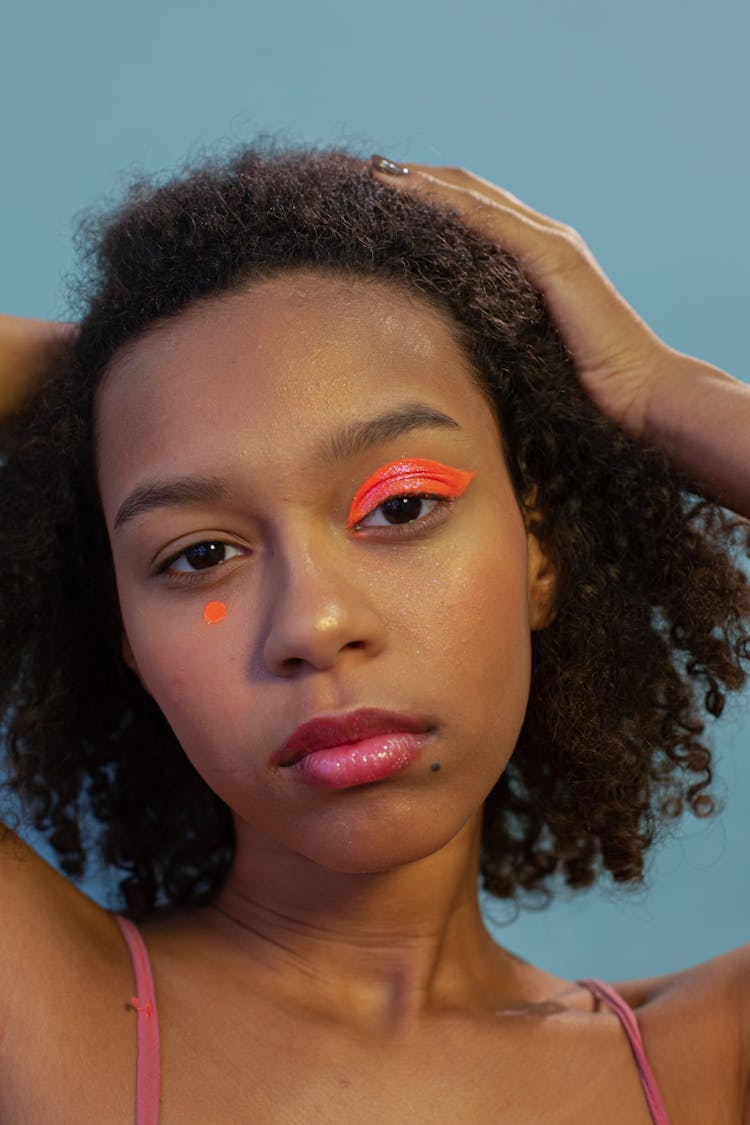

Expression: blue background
xmin=2 ymin=0 xmax=747 ymax=982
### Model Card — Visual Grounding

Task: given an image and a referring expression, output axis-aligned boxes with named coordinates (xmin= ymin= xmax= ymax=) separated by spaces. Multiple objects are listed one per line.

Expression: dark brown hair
xmin=2 ymin=146 xmax=749 ymax=919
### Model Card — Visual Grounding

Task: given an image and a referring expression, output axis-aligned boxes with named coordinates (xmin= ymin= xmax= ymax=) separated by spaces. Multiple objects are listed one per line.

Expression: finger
xmin=370 ymin=162 xmax=568 ymax=284
xmin=404 ymin=163 xmax=562 ymax=232
xmin=368 ymin=162 xmax=661 ymax=380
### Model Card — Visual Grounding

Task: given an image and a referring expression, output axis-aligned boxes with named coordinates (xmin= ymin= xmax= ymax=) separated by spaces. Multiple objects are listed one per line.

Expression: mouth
xmin=271 ymin=707 xmax=434 ymax=790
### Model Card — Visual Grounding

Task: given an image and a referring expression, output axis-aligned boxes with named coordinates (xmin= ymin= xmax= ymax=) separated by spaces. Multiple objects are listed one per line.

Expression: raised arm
xmin=370 ymin=159 xmax=750 ymax=519
xmin=0 ymin=314 xmax=75 ymax=418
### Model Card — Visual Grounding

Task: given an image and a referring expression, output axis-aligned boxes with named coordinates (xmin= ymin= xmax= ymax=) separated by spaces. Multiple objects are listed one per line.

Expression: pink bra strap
xmin=577 ymin=978 xmax=671 ymax=1125
xmin=115 ymin=914 xmax=161 ymax=1125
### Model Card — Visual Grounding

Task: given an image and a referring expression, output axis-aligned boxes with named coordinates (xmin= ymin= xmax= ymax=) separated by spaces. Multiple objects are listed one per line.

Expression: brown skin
xmin=101 ymin=274 xmax=554 ymax=903
xmin=372 ymin=163 xmax=750 ymax=519
xmin=1 ymin=826 xmax=745 ymax=1123
xmin=1 ymin=170 xmax=749 ymax=1123
xmin=0 ymin=313 xmax=74 ymax=416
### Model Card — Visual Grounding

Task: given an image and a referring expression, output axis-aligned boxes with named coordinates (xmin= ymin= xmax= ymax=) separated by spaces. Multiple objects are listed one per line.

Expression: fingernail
xmin=370 ymin=154 xmax=409 ymax=176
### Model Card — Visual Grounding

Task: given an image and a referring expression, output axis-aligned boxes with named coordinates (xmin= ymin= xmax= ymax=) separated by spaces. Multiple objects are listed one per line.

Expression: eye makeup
xmin=204 ymin=600 xmax=228 ymax=625
xmin=347 ymin=458 xmax=476 ymax=528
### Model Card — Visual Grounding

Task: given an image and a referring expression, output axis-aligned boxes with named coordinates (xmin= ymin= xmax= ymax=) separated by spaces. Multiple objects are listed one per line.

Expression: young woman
xmin=1 ymin=149 xmax=749 ymax=1124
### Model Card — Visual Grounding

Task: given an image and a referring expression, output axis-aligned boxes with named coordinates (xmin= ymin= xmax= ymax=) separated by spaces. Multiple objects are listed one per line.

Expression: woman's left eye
xmin=160 ymin=541 xmax=245 ymax=575
xmin=356 ymin=494 xmax=442 ymax=529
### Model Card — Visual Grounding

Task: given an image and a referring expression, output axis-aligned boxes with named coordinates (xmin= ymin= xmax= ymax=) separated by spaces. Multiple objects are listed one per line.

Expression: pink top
xmin=114 ymin=914 xmax=672 ymax=1125
xmin=577 ymin=977 xmax=672 ymax=1124
xmin=116 ymin=915 xmax=160 ymax=1125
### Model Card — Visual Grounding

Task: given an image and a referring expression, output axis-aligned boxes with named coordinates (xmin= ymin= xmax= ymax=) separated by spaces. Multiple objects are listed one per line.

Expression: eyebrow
xmin=322 ymin=402 xmax=461 ymax=465
xmin=113 ymin=475 xmax=229 ymax=531
xmin=112 ymin=402 xmax=461 ymax=531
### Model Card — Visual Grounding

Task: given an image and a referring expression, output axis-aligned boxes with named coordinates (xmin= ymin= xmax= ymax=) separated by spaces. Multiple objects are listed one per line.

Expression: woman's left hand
xmin=369 ymin=159 xmax=750 ymax=518
xmin=370 ymin=159 xmax=677 ymax=438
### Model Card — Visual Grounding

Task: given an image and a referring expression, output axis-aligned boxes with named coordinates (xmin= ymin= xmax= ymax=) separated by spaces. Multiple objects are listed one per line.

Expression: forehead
xmin=96 ymin=271 xmax=499 ymax=500
xmin=101 ymin=270 xmax=479 ymax=402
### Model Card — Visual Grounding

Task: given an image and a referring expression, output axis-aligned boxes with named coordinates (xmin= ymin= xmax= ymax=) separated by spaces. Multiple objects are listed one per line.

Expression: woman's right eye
xmin=160 ymin=541 xmax=246 ymax=575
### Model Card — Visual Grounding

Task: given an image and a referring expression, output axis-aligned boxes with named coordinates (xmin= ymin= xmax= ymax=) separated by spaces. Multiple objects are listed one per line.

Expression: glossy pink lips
xmin=272 ymin=708 xmax=431 ymax=789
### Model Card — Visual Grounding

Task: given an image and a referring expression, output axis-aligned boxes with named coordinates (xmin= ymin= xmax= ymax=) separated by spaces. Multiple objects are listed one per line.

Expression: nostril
xmin=276 ymin=640 xmax=366 ymax=674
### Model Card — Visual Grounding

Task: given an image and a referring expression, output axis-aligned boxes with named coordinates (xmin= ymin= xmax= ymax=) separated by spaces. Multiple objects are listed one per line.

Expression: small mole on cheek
xmin=204 ymin=601 xmax=228 ymax=625
xmin=430 ymin=762 xmax=441 ymax=773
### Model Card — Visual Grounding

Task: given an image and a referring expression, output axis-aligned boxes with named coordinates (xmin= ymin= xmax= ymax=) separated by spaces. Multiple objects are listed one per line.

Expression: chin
xmin=301 ymin=811 xmax=477 ymax=876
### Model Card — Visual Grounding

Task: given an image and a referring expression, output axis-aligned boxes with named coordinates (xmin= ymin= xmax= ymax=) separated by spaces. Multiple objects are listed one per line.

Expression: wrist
xmin=644 ymin=349 xmax=750 ymax=515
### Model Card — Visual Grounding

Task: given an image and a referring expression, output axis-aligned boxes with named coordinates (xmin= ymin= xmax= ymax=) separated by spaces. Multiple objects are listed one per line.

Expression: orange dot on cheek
xmin=204 ymin=600 xmax=228 ymax=625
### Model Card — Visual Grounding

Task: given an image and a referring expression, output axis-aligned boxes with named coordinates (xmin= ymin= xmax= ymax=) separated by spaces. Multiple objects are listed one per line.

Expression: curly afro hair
xmin=1 ymin=146 xmax=749 ymax=920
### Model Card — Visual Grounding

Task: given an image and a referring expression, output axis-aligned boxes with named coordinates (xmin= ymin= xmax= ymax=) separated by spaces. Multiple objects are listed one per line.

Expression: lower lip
xmin=290 ymin=733 xmax=428 ymax=789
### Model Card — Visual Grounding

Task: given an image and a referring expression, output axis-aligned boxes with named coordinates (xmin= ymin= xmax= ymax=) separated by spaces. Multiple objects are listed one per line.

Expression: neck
xmin=202 ymin=813 xmax=520 ymax=1035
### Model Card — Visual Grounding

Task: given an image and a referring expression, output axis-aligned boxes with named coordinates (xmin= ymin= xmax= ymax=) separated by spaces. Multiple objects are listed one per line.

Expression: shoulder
xmin=0 ymin=825 xmax=139 ymax=1122
xmin=0 ymin=824 xmax=123 ymax=1033
xmin=613 ymin=944 xmax=750 ymax=1124
xmin=0 ymin=821 xmax=105 ymax=933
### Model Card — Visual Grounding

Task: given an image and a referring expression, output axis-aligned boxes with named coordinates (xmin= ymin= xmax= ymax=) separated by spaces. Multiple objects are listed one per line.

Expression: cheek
xmin=120 ymin=592 xmax=249 ymax=756
xmin=430 ymin=534 xmax=532 ymax=745
xmin=121 ymin=601 xmax=284 ymax=821
xmin=426 ymin=524 xmax=530 ymax=659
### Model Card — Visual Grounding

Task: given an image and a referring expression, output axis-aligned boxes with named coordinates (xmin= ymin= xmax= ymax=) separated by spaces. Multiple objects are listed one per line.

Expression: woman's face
xmin=97 ymin=272 xmax=556 ymax=874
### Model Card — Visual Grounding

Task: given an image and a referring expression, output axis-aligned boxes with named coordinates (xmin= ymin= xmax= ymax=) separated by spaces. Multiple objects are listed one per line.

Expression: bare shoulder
xmin=0 ymin=825 xmax=139 ymax=1122
xmin=0 ymin=823 xmax=120 ymax=1026
xmin=0 ymin=820 xmax=102 ymax=928
xmin=613 ymin=943 xmax=750 ymax=1123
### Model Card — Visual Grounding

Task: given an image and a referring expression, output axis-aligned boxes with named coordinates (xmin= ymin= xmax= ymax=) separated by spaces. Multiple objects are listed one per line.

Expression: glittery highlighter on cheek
xmin=204 ymin=600 xmax=228 ymax=625
xmin=347 ymin=458 xmax=477 ymax=527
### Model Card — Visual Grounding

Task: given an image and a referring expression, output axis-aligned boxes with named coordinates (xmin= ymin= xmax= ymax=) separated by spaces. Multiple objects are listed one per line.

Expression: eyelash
xmin=156 ymin=491 xmax=455 ymax=582
xmin=157 ymin=541 xmax=247 ymax=583
xmin=351 ymin=491 xmax=453 ymax=534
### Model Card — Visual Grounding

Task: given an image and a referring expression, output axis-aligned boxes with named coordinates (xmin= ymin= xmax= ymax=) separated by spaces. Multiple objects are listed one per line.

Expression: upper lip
xmin=272 ymin=708 xmax=432 ymax=767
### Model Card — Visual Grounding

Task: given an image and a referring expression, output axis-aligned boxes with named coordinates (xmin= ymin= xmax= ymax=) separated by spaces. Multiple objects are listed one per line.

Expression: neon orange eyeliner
xmin=347 ymin=458 xmax=476 ymax=528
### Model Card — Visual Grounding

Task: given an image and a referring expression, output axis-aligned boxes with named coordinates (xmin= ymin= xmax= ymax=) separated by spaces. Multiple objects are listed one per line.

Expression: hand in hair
xmin=370 ymin=161 xmax=750 ymax=518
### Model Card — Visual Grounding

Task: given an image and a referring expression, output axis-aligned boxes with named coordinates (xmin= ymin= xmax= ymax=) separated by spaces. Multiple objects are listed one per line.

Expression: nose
xmin=260 ymin=535 xmax=384 ymax=676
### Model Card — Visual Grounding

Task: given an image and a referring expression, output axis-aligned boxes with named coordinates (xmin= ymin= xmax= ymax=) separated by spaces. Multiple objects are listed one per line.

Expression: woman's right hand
xmin=0 ymin=314 xmax=76 ymax=418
